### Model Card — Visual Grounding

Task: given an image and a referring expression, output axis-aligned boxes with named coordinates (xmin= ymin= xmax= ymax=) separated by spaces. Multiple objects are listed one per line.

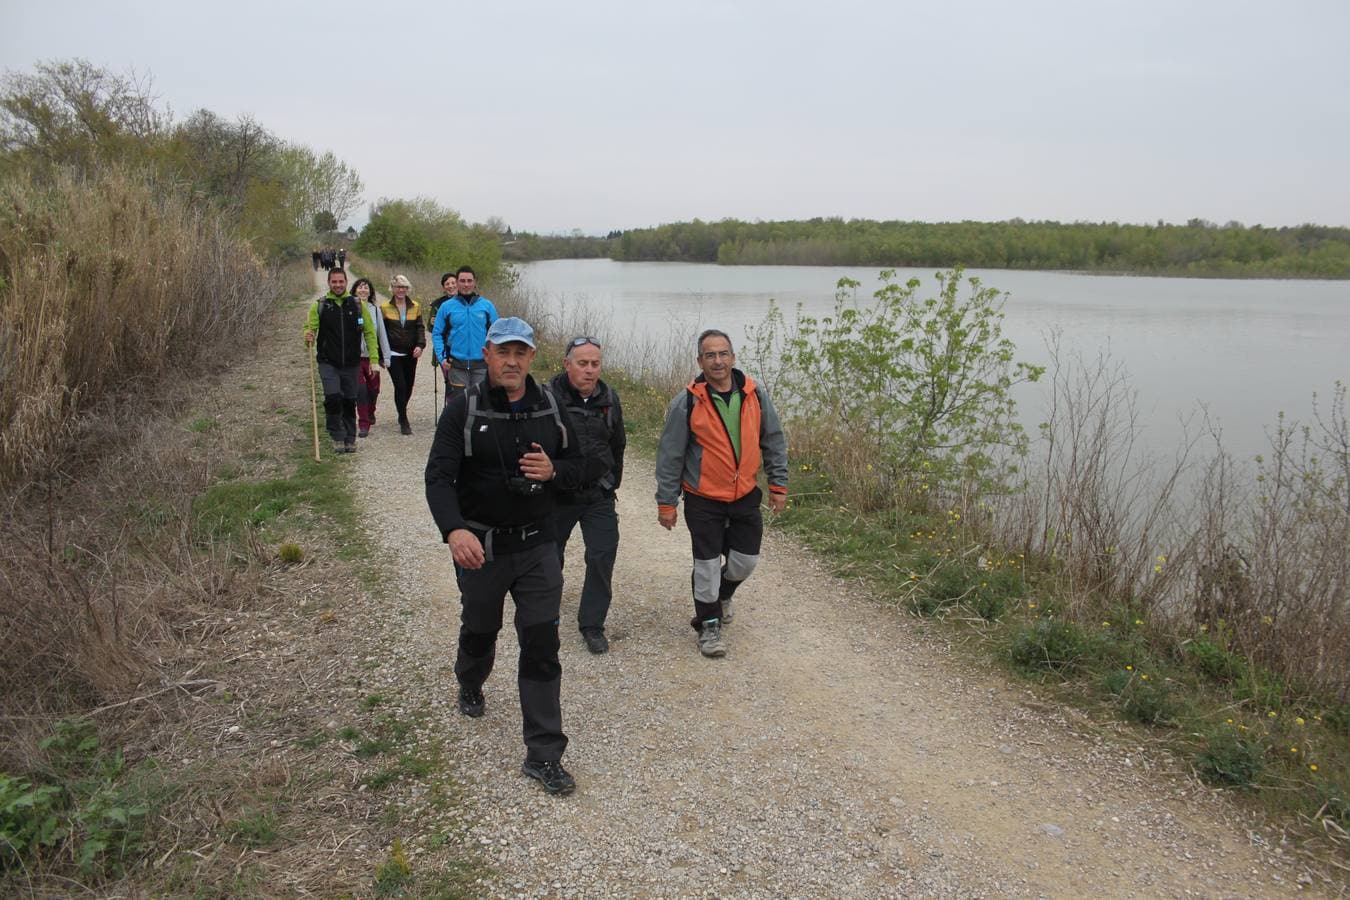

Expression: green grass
xmin=224 ymin=808 xmax=279 ymax=848
xmin=192 ymin=454 xmax=355 ymax=542
xmin=753 ymin=446 xmax=1350 ymax=837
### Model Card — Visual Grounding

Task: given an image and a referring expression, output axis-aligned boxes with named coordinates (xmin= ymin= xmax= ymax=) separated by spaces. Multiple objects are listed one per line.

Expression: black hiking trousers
xmin=454 ymin=541 xmax=568 ymax=763
xmin=387 ymin=355 xmax=418 ymax=424
xmin=684 ymin=487 xmax=763 ymax=626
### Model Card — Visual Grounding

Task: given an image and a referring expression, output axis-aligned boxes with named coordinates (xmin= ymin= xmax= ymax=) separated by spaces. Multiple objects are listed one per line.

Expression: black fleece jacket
xmin=425 ymin=375 xmax=603 ymax=545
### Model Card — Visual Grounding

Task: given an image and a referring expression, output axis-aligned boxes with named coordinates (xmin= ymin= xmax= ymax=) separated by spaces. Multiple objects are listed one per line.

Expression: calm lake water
xmin=517 ymin=259 xmax=1350 ymax=466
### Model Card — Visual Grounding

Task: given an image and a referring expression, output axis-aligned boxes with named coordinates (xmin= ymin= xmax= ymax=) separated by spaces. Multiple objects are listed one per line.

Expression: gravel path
xmin=335 ymin=276 xmax=1329 ymax=898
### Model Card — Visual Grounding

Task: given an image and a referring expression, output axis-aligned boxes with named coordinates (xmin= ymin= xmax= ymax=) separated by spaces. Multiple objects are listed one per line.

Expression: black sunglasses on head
xmin=569 ymin=336 xmax=601 ymax=350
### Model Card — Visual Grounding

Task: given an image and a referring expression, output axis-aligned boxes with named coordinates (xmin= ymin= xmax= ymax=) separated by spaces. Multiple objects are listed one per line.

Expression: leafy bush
xmin=750 ymin=268 xmax=1043 ymax=498
xmin=1103 ymin=670 xmax=1179 ymax=726
xmin=1195 ymin=729 xmax=1264 ymax=788
xmin=1 ymin=719 xmax=158 ymax=875
xmin=0 ymin=775 xmax=62 ymax=867
xmin=1185 ymin=636 xmax=1247 ymax=684
xmin=1009 ymin=619 xmax=1097 ymax=674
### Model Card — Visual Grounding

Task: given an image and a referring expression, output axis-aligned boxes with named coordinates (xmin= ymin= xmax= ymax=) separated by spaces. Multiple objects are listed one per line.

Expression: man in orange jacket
xmin=655 ymin=329 xmax=788 ymax=658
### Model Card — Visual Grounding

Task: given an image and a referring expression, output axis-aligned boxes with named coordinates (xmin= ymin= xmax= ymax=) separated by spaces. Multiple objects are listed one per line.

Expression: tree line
xmin=353 ymin=197 xmax=506 ymax=285
xmin=0 ymin=58 xmax=362 ymax=262
xmin=513 ymin=217 xmax=1350 ymax=278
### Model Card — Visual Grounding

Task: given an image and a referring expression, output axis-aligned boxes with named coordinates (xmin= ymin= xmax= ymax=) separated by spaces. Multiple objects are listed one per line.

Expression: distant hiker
xmin=320 ymin=248 xmax=334 ymax=270
xmin=311 ymin=248 xmax=321 ymax=270
xmin=304 ymin=268 xmax=380 ymax=454
xmin=352 ymin=278 xmax=392 ymax=437
xmin=337 ymin=247 xmax=347 ymax=268
xmin=427 ymin=271 xmax=456 ymax=391
xmin=654 ymin=329 xmax=788 ymax=658
xmin=432 ymin=266 xmax=498 ymax=402
xmin=549 ymin=336 xmax=626 ymax=654
xmin=380 ymin=274 xmax=427 ymax=435
xmin=425 ymin=317 xmax=591 ymax=796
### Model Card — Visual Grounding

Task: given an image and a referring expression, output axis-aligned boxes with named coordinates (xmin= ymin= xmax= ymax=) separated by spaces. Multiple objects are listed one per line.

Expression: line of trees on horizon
xmin=505 ymin=217 xmax=1350 ymax=278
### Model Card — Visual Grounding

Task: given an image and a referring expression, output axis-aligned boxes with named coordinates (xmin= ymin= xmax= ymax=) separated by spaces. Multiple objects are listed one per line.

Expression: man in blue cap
xmin=426 ymin=317 xmax=598 ymax=795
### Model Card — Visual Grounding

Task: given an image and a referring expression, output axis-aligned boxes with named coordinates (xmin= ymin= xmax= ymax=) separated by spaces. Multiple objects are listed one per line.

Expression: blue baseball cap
xmin=485 ymin=317 xmax=536 ymax=349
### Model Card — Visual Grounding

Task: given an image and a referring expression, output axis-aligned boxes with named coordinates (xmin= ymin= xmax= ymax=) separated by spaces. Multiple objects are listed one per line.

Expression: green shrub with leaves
xmin=1102 ymin=669 xmax=1179 ymax=726
xmin=2 ymin=719 xmax=159 ymax=876
xmin=1195 ymin=729 xmax=1264 ymax=788
xmin=750 ymin=267 xmax=1044 ymax=497
xmin=1009 ymin=618 xmax=1098 ymax=674
xmin=0 ymin=775 xmax=62 ymax=867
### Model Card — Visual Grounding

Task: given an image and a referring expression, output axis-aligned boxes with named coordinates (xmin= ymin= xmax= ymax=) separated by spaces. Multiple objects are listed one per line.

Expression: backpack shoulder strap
xmin=462 ymin=383 xmax=482 ymax=457
xmin=541 ymin=385 xmax=568 ymax=451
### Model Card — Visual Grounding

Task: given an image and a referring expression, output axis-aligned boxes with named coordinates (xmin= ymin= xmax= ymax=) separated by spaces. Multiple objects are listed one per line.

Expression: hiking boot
xmin=358 ymin=428 xmax=370 ymax=438
xmin=698 ymin=619 xmax=727 ymax=658
xmin=332 ymin=442 xmax=345 ymax=455
xmin=581 ymin=628 xmax=608 ymax=655
xmin=400 ymin=422 xmax=413 ymax=435
xmin=721 ymin=598 xmax=734 ymax=624
xmin=457 ymin=685 xmax=484 ymax=718
xmin=344 ymin=441 xmax=357 ymax=453
xmin=521 ymin=759 xmax=576 ymax=795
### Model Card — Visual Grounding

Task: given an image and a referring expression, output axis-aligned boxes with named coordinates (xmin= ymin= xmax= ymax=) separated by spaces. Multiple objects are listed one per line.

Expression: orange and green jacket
xmin=655 ymin=369 xmax=788 ymax=511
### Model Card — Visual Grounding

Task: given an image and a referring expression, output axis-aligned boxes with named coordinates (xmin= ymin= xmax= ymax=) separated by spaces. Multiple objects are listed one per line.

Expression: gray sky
xmin=3 ymin=0 xmax=1347 ymax=233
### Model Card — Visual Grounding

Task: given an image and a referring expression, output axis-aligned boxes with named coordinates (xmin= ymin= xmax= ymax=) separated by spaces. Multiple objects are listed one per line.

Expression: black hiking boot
xmin=457 ymin=685 xmax=484 ymax=718
xmin=521 ymin=759 xmax=576 ymax=795
xmin=581 ymin=628 xmax=609 ymax=655
xmin=400 ymin=421 xmax=413 ymax=435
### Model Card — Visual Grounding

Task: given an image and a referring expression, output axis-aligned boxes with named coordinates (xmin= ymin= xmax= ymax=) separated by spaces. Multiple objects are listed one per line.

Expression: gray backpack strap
xmin=542 ymin=386 xmax=568 ymax=451
xmin=463 ymin=384 xmax=566 ymax=458
xmin=463 ymin=388 xmax=480 ymax=457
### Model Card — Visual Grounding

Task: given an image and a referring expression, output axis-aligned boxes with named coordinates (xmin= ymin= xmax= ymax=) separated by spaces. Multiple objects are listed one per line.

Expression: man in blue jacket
xmin=432 ymin=266 xmax=498 ymax=402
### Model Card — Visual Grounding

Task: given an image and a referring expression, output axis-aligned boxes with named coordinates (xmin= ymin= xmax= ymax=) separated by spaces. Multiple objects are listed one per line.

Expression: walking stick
xmin=433 ymin=358 xmax=439 ymax=425
xmin=309 ymin=349 xmax=322 ymax=462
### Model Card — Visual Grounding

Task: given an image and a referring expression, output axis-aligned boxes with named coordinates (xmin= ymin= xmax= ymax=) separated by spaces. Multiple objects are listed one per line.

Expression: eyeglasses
xmin=569 ymin=336 xmax=601 ymax=350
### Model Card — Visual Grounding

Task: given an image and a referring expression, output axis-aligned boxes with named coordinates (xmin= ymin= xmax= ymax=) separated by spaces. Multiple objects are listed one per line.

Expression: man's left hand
xmin=412 ymin=346 xmax=423 ymax=359
xmin=768 ymin=492 xmax=787 ymax=514
xmin=518 ymin=443 xmax=554 ymax=482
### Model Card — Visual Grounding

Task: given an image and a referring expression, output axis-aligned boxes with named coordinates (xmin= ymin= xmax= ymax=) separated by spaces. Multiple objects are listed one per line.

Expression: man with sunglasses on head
xmin=549 ymin=336 xmax=626 ymax=654
xmin=655 ymin=329 xmax=788 ymax=658
xmin=432 ymin=266 xmax=498 ymax=402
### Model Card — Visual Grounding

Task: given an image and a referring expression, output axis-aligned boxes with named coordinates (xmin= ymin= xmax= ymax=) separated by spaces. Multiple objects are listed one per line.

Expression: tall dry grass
xmin=0 ymin=164 xmax=292 ymax=764
xmin=0 ymin=164 xmax=276 ymax=490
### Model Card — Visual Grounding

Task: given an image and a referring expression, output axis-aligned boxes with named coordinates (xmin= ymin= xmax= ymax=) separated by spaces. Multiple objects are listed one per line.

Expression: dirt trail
xmin=330 ymin=271 xmax=1325 ymax=897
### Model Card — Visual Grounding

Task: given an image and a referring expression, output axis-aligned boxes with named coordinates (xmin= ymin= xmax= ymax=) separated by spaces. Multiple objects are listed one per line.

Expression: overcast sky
xmin=2 ymin=0 xmax=1347 ymax=233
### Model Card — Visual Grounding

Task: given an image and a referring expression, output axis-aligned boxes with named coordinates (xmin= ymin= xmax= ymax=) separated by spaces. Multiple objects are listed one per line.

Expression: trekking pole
xmin=433 ymin=359 xmax=439 ymax=425
xmin=309 ymin=350 xmax=322 ymax=462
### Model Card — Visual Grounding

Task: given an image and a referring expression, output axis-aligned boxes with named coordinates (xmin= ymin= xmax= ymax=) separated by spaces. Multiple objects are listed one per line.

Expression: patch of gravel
xmin=333 ymin=278 xmax=1337 ymax=898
